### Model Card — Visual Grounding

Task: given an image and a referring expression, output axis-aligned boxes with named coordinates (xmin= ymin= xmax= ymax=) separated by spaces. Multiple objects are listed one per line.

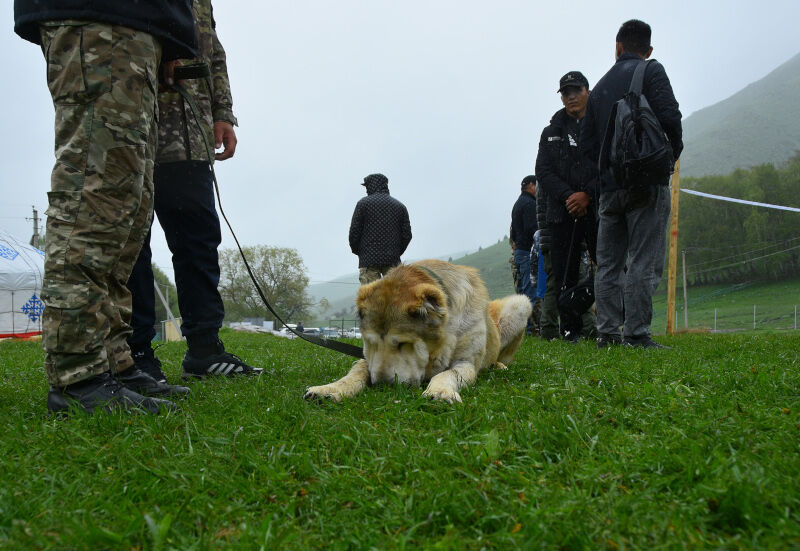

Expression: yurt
xmin=0 ymin=230 xmax=45 ymax=338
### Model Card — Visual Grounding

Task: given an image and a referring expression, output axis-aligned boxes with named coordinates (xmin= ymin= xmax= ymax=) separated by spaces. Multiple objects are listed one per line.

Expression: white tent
xmin=0 ymin=230 xmax=45 ymax=338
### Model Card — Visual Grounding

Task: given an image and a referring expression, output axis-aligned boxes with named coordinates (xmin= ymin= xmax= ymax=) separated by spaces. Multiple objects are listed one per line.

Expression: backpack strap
xmin=629 ymin=59 xmax=652 ymax=95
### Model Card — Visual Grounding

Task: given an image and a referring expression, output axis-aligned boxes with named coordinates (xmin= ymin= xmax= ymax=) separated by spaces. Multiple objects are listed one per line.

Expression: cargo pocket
xmin=78 ymin=144 xmax=147 ymax=275
xmin=42 ymin=23 xmax=112 ymax=105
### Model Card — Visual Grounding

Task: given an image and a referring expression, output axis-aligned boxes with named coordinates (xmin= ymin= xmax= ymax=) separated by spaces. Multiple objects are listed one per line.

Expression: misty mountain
xmin=680 ymin=51 xmax=800 ymax=177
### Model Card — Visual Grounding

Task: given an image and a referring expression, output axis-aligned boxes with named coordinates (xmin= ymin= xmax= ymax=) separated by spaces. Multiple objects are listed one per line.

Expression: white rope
xmin=681 ymin=189 xmax=800 ymax=212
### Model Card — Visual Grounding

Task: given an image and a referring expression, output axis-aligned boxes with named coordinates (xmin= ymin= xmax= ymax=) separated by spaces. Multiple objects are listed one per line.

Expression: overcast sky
xmin=3 ymin=0 xmax=799 ymax=287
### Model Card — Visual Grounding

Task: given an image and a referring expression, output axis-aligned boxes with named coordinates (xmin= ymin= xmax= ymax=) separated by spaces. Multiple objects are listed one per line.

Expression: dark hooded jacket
xmin=14 ymin=0 xmax=197 ymax=61
xmin=580 ymin=53 xmax=683 ymax=194
xmin=349 ymin=180 xmax=412 ymax=269
xmin=536 ymin=108 xmax=596 ymax=225
xmin=510 ymin=190 xmax=537 ymax=253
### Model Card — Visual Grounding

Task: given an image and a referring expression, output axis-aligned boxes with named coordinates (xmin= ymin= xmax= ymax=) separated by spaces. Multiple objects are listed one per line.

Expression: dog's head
xmin=356 ymin=266 xmax=448 ymax=386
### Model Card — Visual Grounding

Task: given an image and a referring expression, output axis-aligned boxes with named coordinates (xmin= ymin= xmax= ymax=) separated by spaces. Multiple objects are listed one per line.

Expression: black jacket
xmin=14 ymin=0 xmax=197 ymax=61
xmin=510 ymin=191 xmax=538 ymax=252
xmin=349 ymin=181 xmax=412 ymax=269
xmin=536 ymin=108 xmax=595 ymax=225
xmin=536 ymin=188 xmax=551 ymax=252
xmin=581 ymin=53 xmax=683 ymax=194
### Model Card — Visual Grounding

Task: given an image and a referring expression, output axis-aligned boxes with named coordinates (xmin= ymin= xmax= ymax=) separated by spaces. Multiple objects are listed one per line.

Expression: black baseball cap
xmin=557 ymin=71 xmax=589 ymax=93
xmin=520 ymin=175 xmax=536 ymax=190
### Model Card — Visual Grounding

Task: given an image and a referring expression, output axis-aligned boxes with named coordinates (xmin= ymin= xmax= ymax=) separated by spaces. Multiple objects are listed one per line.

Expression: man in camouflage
xmin=14 ymin=1 xmax=197 ymax=413
xmin=126 ymin=0 xmax=263 ymax=379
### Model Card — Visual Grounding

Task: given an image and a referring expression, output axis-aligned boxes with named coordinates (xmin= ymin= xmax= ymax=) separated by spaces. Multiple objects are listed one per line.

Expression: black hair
xmin=616 ymin=19 xmax=651 ymax=56
xmin=521 ymin=175 xmax=537 ymax=187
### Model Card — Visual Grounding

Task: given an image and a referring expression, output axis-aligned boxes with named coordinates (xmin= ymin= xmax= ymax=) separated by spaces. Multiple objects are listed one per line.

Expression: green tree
xmin=152 ymin=265 xmax=179 ymax=325
xmin=218 ymin=246 xmax=314 ymax=323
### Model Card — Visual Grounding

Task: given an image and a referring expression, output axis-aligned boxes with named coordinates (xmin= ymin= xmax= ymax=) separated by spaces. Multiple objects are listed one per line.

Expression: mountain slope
xmin=681 ymin=51 xmax=800 ymax=177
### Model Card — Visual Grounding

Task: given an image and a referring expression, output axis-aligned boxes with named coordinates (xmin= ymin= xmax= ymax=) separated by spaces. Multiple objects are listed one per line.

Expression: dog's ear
xmin=409 ymin=284 xmax=446 ymax=324
xmin=356 ymin=281 xmax=378 ymax=308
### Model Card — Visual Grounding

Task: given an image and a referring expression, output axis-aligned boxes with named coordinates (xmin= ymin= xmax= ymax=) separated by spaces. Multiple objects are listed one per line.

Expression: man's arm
xmin=400 ymin=206 xmax=412 ymax=254
xmin=348 ymin=205 xmax=363 ymax=255
xmin=206 ymin=1 xmax=238 ymax=160
xmin=535 ymin=125 xmax=574 ymax=206
xmin=646 ymin=61 xmax=683 ymax=159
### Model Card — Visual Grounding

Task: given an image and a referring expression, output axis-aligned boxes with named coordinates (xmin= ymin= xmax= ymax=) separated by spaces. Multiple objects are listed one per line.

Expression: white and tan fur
xmin=304 ymin=260 xmax=532 ymax=404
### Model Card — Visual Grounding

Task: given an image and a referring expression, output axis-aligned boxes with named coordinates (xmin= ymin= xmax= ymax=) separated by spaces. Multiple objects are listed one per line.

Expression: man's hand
xmin=566 ymin=191 xmax=590 ymax=218
xmin=160 ymin=60 xmax=181 ymax=91
xmin=214 ymin=121 xmax=237 ymax=161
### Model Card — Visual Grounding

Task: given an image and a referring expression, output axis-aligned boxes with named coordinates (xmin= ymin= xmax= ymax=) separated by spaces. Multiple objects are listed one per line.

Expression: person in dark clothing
xmin=510 ymin=175 xmax=538 ymax=333
xmin=349 ymin=174 xmax=412 ymax=285
xmin=536 ymin=71 xmax=598 ymax=342
xmin=580 ymin=19 xmax=683 ymax=349
xmin=14 ymin=1 xmax=196 ymax=414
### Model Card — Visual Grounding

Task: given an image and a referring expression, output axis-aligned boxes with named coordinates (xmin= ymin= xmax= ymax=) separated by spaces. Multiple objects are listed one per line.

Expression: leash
xmin=172 ymin=75 xmax=364 ymax=359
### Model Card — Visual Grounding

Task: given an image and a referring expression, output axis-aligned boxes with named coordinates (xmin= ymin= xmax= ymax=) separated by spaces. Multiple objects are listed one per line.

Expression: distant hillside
xmin=681 ymin=51 xmax=800 ymax=177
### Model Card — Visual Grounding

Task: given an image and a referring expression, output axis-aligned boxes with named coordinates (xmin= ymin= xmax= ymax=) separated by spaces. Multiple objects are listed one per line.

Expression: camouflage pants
xmin=39 ymin=22 xmax=161 ymax=386
xmin=359 ymin=266 xmax=394 ymax=285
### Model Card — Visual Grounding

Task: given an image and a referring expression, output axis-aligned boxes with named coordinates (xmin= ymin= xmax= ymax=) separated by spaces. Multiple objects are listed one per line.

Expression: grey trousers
xmin=595 ymin=185 xmax=670 ymax=338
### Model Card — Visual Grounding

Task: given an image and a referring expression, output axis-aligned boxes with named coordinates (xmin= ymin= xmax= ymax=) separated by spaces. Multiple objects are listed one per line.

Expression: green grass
xmin=652 ymin=279 xmax=800 ymax=334
xmin=1 ymin=330 xmax=799 ymax=549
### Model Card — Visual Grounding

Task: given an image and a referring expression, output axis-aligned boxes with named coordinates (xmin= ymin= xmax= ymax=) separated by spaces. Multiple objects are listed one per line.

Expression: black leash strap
xmin=561 ymin=219 xmax=579 ymax=292
xmin=173 ymin=82 xmax=365 ymax=359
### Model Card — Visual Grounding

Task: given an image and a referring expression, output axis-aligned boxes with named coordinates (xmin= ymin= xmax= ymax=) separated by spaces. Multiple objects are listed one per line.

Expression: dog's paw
xmin=303 ymin=385 xmax=344 ymax=403
xmin=422 ymin=384 xmax=462 ymax=404
xmin=492 ymin=362 xmax=508 ymax=370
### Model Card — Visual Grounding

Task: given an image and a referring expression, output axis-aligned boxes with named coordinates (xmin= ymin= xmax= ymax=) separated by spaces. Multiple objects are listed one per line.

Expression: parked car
xmin=344 ymin=328 xmax=362 ymax=339
xmin=321 ymin=328 xmax=340 ymax=338
xmin=302 ymin=327 xmax=321 ymax=337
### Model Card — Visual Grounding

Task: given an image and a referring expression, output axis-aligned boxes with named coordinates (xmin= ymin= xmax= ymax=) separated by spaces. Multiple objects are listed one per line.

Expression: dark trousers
xmin=126 ymin=161 xmax=224 ymax=350
xmin=549 ymin=214 xmax=597 ymax=338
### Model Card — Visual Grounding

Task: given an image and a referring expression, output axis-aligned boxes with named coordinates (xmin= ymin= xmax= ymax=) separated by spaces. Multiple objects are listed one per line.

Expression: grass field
xmin=1 ymin=329 xmax=799 ymax=549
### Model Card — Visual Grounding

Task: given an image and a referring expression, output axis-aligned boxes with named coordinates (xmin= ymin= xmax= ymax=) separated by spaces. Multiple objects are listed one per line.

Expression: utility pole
xmin=30 ymin=206 xmax=40 ymax=249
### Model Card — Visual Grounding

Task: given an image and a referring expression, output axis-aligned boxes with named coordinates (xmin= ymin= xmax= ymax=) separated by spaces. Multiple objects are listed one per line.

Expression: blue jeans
xmin=513 ymin=249 xmax=538 ymax=330
xmin=595 ymin=185 xmax=670 ymax=338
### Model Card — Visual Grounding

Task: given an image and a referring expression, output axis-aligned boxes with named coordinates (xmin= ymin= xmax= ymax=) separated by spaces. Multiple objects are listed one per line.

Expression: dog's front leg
xmin=422 ymin=361 xmax=478 ymax=404
xmin=304 ymin=359 xmax=369 ymax=403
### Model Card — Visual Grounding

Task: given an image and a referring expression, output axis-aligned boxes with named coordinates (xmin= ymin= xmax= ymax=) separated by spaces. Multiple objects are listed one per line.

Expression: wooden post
xmin=666 ymin=159 xmax=681 ymax=335
xmin=682 ymin=249 xmax=688 ymax=329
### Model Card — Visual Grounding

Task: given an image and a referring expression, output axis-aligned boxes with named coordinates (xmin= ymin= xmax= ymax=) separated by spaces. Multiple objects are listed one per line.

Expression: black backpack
xmin=600 ymin=59 xmax=674 ymax=189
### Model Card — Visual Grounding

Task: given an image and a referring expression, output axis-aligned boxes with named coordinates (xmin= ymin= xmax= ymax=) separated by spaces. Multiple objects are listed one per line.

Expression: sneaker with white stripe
xmin=181 ymin=349 xmax=264 ymax=379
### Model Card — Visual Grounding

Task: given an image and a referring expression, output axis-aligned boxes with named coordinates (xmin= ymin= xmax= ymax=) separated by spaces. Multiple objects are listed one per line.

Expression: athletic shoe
xmin=623 ymin=336 xmax=670 ymax=349
xmin=117 ymin=366 xmax=190 ymax=397
xmin=47 ymin=372 xmax=178 ymax=415
xmin=181 ymin=348 xmax=263 ymax=379
xmin=596 ymin=334 xmax=623 ymax=349
xmin=132 ymin=348 xmax=167 ymax=383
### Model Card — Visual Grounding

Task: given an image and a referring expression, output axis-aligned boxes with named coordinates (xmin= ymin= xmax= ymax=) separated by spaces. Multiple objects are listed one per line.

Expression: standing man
xmin=581 ymin=20 xmax=683 ymax=349
xmin=349 ymin=174 xmax=412 ymax=285
xmin=14 ymin=1 xmax=197 ymax=413
xmin=126 ymin=0 xmax=263 ymax=380
xmin=536 ymin=71 xmax=598 ymax=342
xmin=510 ymin=175 xmax=538 ymax=334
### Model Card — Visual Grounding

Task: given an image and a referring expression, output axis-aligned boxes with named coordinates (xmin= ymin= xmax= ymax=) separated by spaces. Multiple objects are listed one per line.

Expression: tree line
xmin=678 ymin=154 xmax=800 ymax=285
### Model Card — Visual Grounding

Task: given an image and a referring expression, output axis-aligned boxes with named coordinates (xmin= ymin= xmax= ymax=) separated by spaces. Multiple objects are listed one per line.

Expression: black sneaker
xmin=623 ymin=336 xmax=670 ymax=349
xmin=181 ymin=348 xmax=263 ymax=379
xmin=597 ymin=334 xmax=623 ymax=349
xmin=132 ymin=348 xmax=167 ymax=383
xmin=47 ymin=372 xmax=178 ymax=415
xmin=117 ymin=366 xmax=190 ymax=397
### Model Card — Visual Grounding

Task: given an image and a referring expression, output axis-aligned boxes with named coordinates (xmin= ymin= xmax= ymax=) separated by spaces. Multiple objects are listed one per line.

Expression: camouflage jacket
xmin=156 ymin=0 xmax=237 ymax=164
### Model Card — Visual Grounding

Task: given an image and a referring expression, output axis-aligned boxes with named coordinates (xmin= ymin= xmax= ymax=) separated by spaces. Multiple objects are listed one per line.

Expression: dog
xmin=304 ymin=259 xmax=532 ymax=404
